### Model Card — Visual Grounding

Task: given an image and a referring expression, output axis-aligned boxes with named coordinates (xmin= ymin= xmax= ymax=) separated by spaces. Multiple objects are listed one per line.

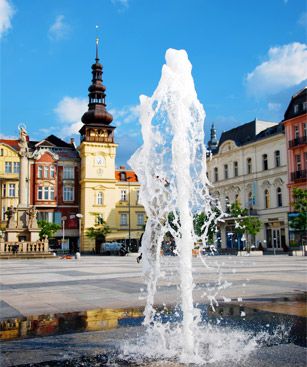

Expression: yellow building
xmin=0 ymin=140 xmax=20 ymax=228
xmin=79 ymin=41 xmax=146 ymax=253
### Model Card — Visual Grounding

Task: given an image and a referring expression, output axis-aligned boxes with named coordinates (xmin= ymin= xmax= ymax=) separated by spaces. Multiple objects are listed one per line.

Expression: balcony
xmin=291 ymin=169 xmax=307 ymax=182
xmin=288 ymin=136 xmax=307 ymax=148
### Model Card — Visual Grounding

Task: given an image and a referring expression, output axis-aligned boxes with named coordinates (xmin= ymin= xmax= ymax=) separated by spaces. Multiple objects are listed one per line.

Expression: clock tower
xmin=79 ymin=38 xmax=118 ymax=253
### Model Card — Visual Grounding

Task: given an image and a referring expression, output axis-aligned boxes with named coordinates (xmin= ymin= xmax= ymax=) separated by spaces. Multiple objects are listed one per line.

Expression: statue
xmin=18 ymin=125 xmax=29 ymax=155
xmin=27 ymin=206 xmax=38 ymax=229
xmin=6 ymin=206 xmax=16 ymax=229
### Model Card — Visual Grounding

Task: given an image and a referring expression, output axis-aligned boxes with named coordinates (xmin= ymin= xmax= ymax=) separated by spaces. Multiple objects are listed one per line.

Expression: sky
xmin=0 ymin=0 xmax=306 ymax=166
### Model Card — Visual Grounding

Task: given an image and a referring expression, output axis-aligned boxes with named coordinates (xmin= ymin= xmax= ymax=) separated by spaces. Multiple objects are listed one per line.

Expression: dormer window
xmin=294 ymin=104 xmax=299 ymax=113
xmin=120 ymin=172 xmax=126 ymax=181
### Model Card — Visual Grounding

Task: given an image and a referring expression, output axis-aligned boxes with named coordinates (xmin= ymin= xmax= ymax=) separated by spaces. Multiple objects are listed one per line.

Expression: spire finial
xmin=95 ymin=25 xmax=99 ymax=62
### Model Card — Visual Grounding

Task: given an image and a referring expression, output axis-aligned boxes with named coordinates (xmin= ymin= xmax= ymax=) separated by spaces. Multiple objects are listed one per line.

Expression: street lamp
xmin=76 ymin=213 xmax=83 ymax=252
xmin=61 ymin=216 xmax=67 ymax=248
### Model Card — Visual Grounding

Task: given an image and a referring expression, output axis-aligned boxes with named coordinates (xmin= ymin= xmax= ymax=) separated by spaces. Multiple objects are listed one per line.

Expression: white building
xmin=207 ymin=119 xmax=289 ymax=252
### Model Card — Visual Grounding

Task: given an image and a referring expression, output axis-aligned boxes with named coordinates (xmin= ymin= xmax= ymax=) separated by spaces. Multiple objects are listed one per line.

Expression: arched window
xmin=264 ymin=189 xmax=270 ymax=209
xmin=276 ymin=187 xmax=282 ymax=207
xmin=97 ymin=192 xmax=103 ymax=205
xmin=247 ymin=158 xmax=252 ymax=174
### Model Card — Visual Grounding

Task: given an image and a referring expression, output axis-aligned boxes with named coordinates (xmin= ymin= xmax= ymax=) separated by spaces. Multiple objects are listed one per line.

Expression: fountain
xmin=125 ymin=48 xmax=254 ymax=364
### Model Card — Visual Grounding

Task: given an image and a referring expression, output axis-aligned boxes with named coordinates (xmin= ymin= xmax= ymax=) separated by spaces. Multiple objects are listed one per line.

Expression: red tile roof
xmin=0 ymin=139 xmax=19 ymax=150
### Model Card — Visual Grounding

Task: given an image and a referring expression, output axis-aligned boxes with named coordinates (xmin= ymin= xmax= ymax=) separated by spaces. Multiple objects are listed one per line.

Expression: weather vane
xmin=95 ymin=25 xmax=99 ymax=45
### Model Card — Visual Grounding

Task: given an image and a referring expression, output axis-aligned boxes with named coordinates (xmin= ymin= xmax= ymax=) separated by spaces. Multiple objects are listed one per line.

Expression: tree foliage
xmin=229 ymin=202 xmax=262 ymax=249
xmin=289 ymin=188 xmax=307 ymax=234
xmin=38 ymin=220 xmax=61 ymax=240
xmin=86 ymin=220 xmax=111 ymax=240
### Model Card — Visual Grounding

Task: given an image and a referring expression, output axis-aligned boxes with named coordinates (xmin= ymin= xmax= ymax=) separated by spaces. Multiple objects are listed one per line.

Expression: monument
xmin=5 ymin=126 xmax=41 ymax=243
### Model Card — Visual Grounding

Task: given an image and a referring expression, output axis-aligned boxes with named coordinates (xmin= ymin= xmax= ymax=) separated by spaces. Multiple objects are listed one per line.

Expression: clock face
xmin=95 ymin=156 xmax=105 ymax=166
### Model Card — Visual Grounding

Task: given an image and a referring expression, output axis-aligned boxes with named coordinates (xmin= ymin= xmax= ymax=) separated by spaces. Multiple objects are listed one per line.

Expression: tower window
xmin=97 ymin=192 xmax=103 ymax=205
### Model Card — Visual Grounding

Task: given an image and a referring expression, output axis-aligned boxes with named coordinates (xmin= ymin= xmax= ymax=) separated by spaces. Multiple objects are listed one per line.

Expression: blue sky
xmin=1 ymin=0 xmax=306 ymax=166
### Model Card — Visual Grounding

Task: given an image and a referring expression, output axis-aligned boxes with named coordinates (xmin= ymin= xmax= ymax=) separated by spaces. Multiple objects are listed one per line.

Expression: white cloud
xmin=48 ymin=15 xmax=70 ymax=41
xmin=298 ymin=12 xmax=307 ymax=28
xmin=246 ymin=42 xmax=307 ymax=97
xmin=54 ymin=96 xmax=87 ymax=138
xmin=109 ymin=105 xmax=139 ymax=127
xmin=267 ymin=102 xmax=281 ymax=112
xmin=0 ymin=0 xmax=14 ymax=39
xmin=0 ymin=133 xmax=17 ymax=139
xmin=111 ymin=0 xmax=129 ymax=8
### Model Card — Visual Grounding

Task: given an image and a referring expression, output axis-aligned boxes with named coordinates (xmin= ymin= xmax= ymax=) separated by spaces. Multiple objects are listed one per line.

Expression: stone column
xmin=19 ymin=154 xmax=28 ymax=207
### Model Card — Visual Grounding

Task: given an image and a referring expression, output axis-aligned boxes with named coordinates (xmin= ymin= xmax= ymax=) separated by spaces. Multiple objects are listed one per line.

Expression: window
xmin=233 ymin=161 xmax=238 ymax=177
xmin=248 ymin=192 xmax=253 ymax=208
xmin=63 ymin=186 xmax=74 ymax=201
xmin=224 ymin=164 xmax=228 ymax=179
xmin=97 ymin=214 xmax=104 ymax=225
xmin=121 ymin=190 xmax=127 ymax=201
xmin=303 ymin=101 xmax=307 ymax=111
xmin=247 ymin=158 xmax=252 ymax=174
xmin=50 ymin=166 xmax=55 ymax=178
xmin=44 ymin=166 xmax=49 ymax=178
xmin=137 ymin=213 xmax=144 ymax=226
xmin=44 ymin=187 xmax=49 ymax=200
xmin=9 ymin=184 xmax=15 ymax=197
xmin=38 ymin=186 xmax=43 ymax=200
xmin=264 ymin=189 xmax=270 ymax=209
xmin=277 ymin=188 xmax=282 ymax=207
xmin=50 ymin=186 xmax=55 ymax=200
xmin=274 ymin=150 xmax=280 ymax=167
xmin=2 ymin=207 xmax=6 ymax=221
xmin=120 ymin=172 xmax=126 ymax=181
xmin=214 ymin=167 xmax=218 ymax=182
xmin=262 ymin=154 xmax=268 ymax=170
xmin=0 ymin=149 xmax=3 ymax=156
xmin=63 ymin=166 xmax=74 ymax=179
xmin=136 ymin=190 xmax=140 ymax=204
xmin=37 ymin=166 xmax=42 ymax=178
xmin=225 ymin=196 xmax=230 ymax=213
xmin=120 ymin=213 xmax=128 ymax=226
xmin=97 ymin=192 xmax=103 ymax=205
xmin=2 ymin=184 xmax=6 ymax=197
xmin=37 ymin=212 xmax=53 ymax=223
xmin=304 ymin=123 xmax=307 ymax=137
xmin=13 ymin=162 xmax=20 ymax=173
xmin=295 ymin=154 xmax=301 ymax=171
xmin=294 ymin=104 xmax=299 ymax=113
xmin=294 ymin=125 xmax=299 ymax=139
xmin=5 ymin=162 xmax=12 ymax=173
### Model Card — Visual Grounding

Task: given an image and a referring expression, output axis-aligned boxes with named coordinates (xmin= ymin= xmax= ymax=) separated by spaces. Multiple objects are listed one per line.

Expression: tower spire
xmin=95 ymin=36 xmax=99 ymax=63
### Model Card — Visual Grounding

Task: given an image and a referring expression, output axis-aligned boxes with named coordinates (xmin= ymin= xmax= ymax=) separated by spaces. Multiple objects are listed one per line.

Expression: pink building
xmin=283 ymin=87 xmax=307 ymax=202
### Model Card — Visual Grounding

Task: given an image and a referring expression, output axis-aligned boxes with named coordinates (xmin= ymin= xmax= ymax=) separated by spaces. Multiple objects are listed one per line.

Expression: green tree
xmin=38 ymin=220 xmax=61 ymax=240
xmin=230 ymin=202 xmax=262 ymax=251
xmin=86 ymin=220 xmax=111 ymax=240
xmin=289 ymin=188 xmax=307 ymax=245
xmin=193 ymin=208 xmax=221 ymax=244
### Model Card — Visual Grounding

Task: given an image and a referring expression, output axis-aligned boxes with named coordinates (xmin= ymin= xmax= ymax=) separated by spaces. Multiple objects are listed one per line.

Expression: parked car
xmin=100 ymin=242 xmax=128 ymax=256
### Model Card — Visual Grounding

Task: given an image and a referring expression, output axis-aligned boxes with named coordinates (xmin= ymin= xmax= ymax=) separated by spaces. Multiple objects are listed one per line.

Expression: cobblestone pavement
xmin=0 ymin=254 xmax=306 ymax=318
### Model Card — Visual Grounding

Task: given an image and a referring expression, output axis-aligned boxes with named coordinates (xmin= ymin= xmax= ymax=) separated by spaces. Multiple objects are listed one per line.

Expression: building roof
xmin=284 ymin=87 xmax=307 ymax=120
xmin=0 ymin=139 xmax=19 ymax=151
xmin=37 ymin=135 xmax=74 ymax=148
xmin=115 ymin=167 xmax=138 ymax=182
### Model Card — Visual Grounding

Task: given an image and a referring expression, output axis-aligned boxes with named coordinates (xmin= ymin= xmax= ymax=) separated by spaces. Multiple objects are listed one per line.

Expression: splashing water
xmin=128 ymin=49 xmax=252 ymax=364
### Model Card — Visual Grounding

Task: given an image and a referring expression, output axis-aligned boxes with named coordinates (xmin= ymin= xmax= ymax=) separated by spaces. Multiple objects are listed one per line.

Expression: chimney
xmin=119 ymin=165 xmax=126 ymax=170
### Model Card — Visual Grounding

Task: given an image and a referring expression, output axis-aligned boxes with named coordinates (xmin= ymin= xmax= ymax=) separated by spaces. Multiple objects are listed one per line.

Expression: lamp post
xmin=76 ymin=213 xmax=83 ymax=252
xmin=61 ymin=216 xmax=67 ymax=249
